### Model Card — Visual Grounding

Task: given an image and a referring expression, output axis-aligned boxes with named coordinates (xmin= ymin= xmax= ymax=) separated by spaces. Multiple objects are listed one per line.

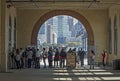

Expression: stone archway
xmin=31 ymin=10 xmax=94 ymax=46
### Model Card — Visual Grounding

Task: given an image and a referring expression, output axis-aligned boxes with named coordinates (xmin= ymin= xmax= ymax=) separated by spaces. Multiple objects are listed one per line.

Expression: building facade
xmin=0 ymin=0 xmax=120 ymax=72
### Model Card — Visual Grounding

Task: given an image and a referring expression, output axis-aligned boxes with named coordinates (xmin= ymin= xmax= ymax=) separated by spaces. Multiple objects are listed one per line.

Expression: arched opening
xmin=37 ymin=15 xmax=87 ymax=48
xmin=31 ymin=10 xmax=94 ymax=46
xmin=37 ymin=15 xmax=88 ymax=68
xmin=31 ymin=10 xmax=94 ymax=67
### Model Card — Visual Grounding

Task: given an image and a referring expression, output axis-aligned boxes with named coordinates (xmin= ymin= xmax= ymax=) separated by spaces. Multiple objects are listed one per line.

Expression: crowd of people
xmin=8 ymin=46 xmax=67 ymax=69
xmin=8 ymin=46 xmax=107 ymax=69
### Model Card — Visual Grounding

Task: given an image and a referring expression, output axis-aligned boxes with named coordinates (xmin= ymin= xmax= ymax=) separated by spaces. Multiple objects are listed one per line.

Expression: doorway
xmin=31 ymin=10 xmax=94 ymax=68
xmin=37 ymin=15 xmax=88 ymax=68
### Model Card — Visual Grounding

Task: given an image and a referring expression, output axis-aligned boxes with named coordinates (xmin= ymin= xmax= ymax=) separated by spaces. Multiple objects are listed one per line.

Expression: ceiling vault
xmin=6 ymin=0 xmax=120 ymax=9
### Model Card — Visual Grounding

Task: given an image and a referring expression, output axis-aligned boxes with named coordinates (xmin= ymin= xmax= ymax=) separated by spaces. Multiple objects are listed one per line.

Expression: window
xmin=108 ymin=18 xmax=112 ymax=54
xmin=8 ymin=15 xmax=12 ymax=52
xmin=9 ymin=15 xmax=12 ymax=41
xmin=114 ymin=15 xmax=118 ymax=55
xmin=14 ymin=17 xmax=16 ymax=48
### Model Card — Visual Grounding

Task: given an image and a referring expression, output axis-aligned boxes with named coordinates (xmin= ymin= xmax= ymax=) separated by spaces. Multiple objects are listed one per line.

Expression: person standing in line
xmin=102 ymin=50 xmax=107 ymax=66
xmin=60 ymin=48 xmax=66 ymax=68
xmin=24 ymin=48 xmax=28 ymax=68
xmin=48 ymin=47 xmax=53 ymax=68
xmin=19 ymin=48 xmax=25 ymax=69
xmin=10 ymin=47 xmax=16 ymax=69
xmin=35 ymin=49 xmax=41 ymax=69
xmin=32 ymin=48 xmax=36 ymax=68
xmin=89 ymin=50 xmax=95 ymax=69
xmin=78 ymin=48 xmax=85 ymax=66
xmin=27 ymin=49 xmax=33 ymax=68
xmin=76 ymin=53 xmax=80 ymax=68
xmin=42 ymin=48 xmax=47 ymax=68
xmin=15 ymin=49 xmax=21 ymax=69
xmin=54 ymin=48 xmax=60 ymax=68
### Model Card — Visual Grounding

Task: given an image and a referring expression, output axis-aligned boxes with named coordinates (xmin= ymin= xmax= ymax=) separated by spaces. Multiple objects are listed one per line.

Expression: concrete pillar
xmin=0 ymin=0 xmax=7 ymax=72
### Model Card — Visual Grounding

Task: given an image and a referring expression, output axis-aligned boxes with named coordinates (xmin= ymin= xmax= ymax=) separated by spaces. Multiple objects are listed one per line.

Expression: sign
xmin=66 ymin=52 xmax=76 ymax=68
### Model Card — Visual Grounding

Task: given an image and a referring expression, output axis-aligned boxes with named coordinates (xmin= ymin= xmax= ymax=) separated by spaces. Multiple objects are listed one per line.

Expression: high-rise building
xmin=63 ymin=16 xmax=71 ymax=37
xmin=47 ymin=18 xmax=53 ymax=26
xmin=38 ymin=23 xmax=47 ymax=44
xmin=39 ymin=24 xmax=45 ymax=34
xmin=68 ymin=16 xmax=74 ymax=31
xmin=46 ymin=24 xmax=53 ymax=44
xmin=52 ymin=15 xmax=71 ymax=44
xmin=53 ymin=31 xmax=57 ymax=44
xmin=38 ymin=15 xmax=87 ymax=46
xmin=53 ymin=16 xmax=58 ymax=35
xmin=57 ymin=16 xmax=63 ymax=37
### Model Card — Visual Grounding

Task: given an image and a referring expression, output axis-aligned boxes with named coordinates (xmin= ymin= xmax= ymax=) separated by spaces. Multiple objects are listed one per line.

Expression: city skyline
xmin=38 ymin=15 xmax=87 ymax=49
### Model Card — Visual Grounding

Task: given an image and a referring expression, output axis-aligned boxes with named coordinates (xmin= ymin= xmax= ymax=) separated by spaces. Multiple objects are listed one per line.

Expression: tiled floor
xmin=1 ymin=58 xmax=120 ymax=81
xmin=0 ymin=66 xmax=120 ymax=81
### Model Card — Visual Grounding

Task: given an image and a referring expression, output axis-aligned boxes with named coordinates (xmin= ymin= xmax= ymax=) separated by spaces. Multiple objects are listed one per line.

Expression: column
xmin=0 ymin=0 xmax=7 ymax=72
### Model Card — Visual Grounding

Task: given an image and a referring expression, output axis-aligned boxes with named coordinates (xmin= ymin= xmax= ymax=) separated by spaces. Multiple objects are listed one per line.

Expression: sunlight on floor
xmin=72 ymin=70 xmax=88 ymax=72
xmin=89 ymin=70 xmax=106 ymax=71
xmin=52 ymin=69 xmax=120 ymax=81
xmin=53 ymin=73 xmax=69 ymax=75
xmin=53 ymin=78 xmax=72 ymax=80
xmin=53 ymin=70 xmax=68 ymax=72
xmin=78 ymin=77 xmax=101 ymax=80
xmin=53 ymin=77 xmax=102 ymax=81
xmin=74 ymin=73 xmax=93 ymax=75
xmin=94 ymin=72 xmax=113 ymax=75
xmin=101 ymin=77 xmax=120 ymax=80
xmin=53 ymin=77 xmax=120 ymax=81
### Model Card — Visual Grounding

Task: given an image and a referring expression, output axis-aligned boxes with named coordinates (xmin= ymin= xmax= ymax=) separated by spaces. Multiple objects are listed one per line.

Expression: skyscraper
xmin=39 ymin=24 xmax=45 ymax=34
xmin=53 ymin=16 xmax=58 ymax=35
xmin=68 ymin=16 xmax=74 ymax=31
xmin=63 ymin=16 xmax=71 ymax=37
xmin=38 ymin=15 xmax=87 ymax=48
xmin=53 ymin=31 xmax=57 ymax=44
xmin=38 ymin=23 xmax=47 ymax=44
xmin=57 ymin=16 xmax=63 ymax=37
xmin=46 ymin=24 xmax=53 ymax=44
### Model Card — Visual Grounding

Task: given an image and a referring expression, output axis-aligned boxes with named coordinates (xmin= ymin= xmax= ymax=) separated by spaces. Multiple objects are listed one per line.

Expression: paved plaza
xmin=0 ymin=66 xmax=120 ymax=81
xmin=0 ymin=58 xmax=120 ymax=81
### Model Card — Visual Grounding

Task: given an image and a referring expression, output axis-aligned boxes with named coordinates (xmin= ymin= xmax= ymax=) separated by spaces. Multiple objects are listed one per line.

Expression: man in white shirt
xmin=27 ymin=49 xmax=33 ymax=68
xmin=42 ymin=48 xmax=47 ymax=68
xmin=35 ymin=49 xmax=41 ymax=68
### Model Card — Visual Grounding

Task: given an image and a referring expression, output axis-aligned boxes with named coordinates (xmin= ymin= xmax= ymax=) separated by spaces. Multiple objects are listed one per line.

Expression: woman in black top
xmin=54 ymin=48 xmax=60 ymax=68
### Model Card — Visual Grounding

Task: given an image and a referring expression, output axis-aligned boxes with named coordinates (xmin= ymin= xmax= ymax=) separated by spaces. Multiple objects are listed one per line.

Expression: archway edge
xmin=31 ymin=9 xmax=94 ymax=46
